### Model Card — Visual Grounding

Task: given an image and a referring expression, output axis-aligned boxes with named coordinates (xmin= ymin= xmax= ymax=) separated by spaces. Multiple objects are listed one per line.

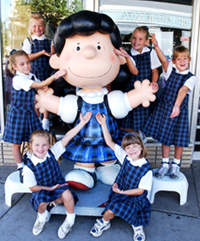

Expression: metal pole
xmin=0 ymin=0 xmax=5 ymax=137
xmin=189 ymin=0 xmax=200 ymax=154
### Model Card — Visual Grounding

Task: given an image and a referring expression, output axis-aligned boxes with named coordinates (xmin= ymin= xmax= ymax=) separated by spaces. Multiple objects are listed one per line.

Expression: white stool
xmin=149 ymin=169 xmax=189 ymax=205
xmin=4 ymin=171 xmax=31 ymax=206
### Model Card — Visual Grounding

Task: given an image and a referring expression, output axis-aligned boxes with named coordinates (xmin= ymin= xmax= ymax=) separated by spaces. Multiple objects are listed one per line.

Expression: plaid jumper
xmin=3 ymin=77 xmax=43 ymax=144
xmin=28 ymin=37 xmax=52 ymax=80
xmin=63 ymin=97 xmax=125 ymax=163
xmin=25 ymin=150 xmax=78 ymax=212
xmin=143 ymin=68 xmax=193 ymax=147
xmin=119 ymin=47 xmax=153 ymax=131
xmin=104 ymin=157 xmax=152 ymax=227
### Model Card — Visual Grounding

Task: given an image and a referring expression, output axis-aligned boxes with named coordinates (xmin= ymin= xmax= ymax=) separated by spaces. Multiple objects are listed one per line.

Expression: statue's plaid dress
xmin=63 ymin=97 xmax=125 ymax=163
xmin=25 ymin=150 xmax=78 ymax=212
xmin=103 ymin=157 xmax=152 ymax=227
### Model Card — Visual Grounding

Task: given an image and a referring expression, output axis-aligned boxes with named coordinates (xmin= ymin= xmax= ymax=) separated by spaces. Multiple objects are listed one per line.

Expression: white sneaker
xmin=90 ymin=218 xmax=111 ymax=237
xmin=154 ymin=165 xmax=169 ymax=179
xmin=168 ymin=164 xmax=180 ymax=179
xmin=133 ymin=226 xmax=146 ymax=241
xmin=58 ymin=221 xmax=72 ymax=239
xmin=134 ymin=231 xmax=146 ymax=241
xmin=32 ymin=215 xmax=46 ymax=236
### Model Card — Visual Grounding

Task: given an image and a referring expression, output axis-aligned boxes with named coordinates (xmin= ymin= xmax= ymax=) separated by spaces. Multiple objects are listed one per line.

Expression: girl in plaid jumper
xmin=23 ymin=112 xmax=91 ymax=238
xmin=3 ymin=50 xmax=66 ymax=182
xmin=143 ymin=34 xmax=196 ymax=179
xmin=23 ymin=13 xmax=54 ymax=131
xmin=90 ymin=113 xmax=152 ymax=241
xmin=118 ymin=26 xmax=161 ymax=136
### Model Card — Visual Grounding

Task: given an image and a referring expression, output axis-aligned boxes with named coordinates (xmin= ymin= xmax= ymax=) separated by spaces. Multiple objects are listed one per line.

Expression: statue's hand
xmin=127 ymin=79 xmax=156 ymax=109
xmin=134 ymin=79 xmax=156 ymax=107
xmin=35 ymin=88 xmax=54 ymax=113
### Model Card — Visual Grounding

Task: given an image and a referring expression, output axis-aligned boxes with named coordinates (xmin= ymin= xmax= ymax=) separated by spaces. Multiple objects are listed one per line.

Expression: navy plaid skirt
xmin=104 ymin=191 xmax=151 ymax=226
xmin=103 ymin=158 xmax=152 ymax=226
xmin=118 ymin=104 xmax=150 ymax=131
xmin=3 ymin=106 xmax=43 ymax=144
xmin=30 ymin=186 xmax=78 ymax=212
xmin=143 ymin=101 xmax=189 ymax=147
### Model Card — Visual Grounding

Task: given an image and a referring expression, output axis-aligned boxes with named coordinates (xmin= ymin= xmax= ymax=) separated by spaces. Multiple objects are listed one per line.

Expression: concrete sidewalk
xmin=1 ymin=160 xmax=200 ymax=241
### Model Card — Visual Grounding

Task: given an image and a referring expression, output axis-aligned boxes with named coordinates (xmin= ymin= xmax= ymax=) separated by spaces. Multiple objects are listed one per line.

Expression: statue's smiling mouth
xmin=68 ymin=65 xmax=112 ymax=79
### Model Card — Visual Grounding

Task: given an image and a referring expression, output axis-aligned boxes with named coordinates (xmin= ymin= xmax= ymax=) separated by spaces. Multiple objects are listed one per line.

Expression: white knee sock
xmin=162 ymin=158 xmax=170 ymax=167
xmin=65 ymin=212 xmax=76 ymax=226
xmin=42 ymin=118 xmax=49 ymax=131
xmin=38 ymin=210 xmax=48 ymax=222
xmin=173 ymin=158 xmax=181 ymax=166
xmin=132 ymin=225 xmax=143 ymax=233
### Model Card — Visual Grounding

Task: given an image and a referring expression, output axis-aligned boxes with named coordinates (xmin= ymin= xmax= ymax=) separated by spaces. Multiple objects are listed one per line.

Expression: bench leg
xmin=5 ymin=183 xmax=13 ymax=207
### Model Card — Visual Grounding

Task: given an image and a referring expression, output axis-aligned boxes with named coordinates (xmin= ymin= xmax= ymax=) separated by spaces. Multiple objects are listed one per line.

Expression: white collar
xmin=126 ymin=156 xmax=147 ymax=167
xmin=131 ymin=46 xmax=150 ymax=56
xmin=31 ymin=34 xmax=46 ymax=41
xmin=27 ymin=151 xmax=50 ymax=166
xmin=77 ymin=87 xmax=108 ymax=104
xmin=16 ymin=71 xmax=34 ymax=79
xmin=174 ymin=66 xmax=190 ymax=75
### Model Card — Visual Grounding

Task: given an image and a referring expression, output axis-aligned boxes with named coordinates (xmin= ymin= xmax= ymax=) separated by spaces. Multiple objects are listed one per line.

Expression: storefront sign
xmin=101 ymin=10 xmax=192 ymax=30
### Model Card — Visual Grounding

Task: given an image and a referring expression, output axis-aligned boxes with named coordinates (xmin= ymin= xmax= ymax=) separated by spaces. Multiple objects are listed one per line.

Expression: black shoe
xmin=18 ymin=167 xmax=24 ymax=183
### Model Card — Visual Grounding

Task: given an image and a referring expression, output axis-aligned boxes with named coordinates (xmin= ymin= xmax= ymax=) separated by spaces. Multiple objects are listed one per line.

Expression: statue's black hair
xmin=53 ymin=10 xmax=121 ymax=54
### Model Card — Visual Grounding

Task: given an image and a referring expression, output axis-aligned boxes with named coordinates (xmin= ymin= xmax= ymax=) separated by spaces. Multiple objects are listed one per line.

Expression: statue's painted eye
xmin=76 ymin=46 xmax=80 ymax=51
xmin=97 ymin=45 xmax=101 ymax=50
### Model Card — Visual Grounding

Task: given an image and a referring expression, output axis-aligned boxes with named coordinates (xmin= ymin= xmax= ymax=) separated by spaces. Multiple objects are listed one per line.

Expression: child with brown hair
xmin=90 ymin=113 xmax=152 ymax=241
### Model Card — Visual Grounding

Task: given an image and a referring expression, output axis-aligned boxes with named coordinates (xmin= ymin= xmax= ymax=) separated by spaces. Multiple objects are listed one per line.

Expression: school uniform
xmin=119 ymin=46 xmax=161 ymax=131
xmin=59 ymin=87 xmax=133 ymax=164
xmin=63 ymin=92 xmax=125 ymax=163
xmin=142 ymin=64 xmax=196 ymax=147
xmin=3 ymin=71 xmax=43 ymax=144
xmin=103 ymin=144 xmax=152 ymax=227
xmin=23 ymin=141 xmax=78 ymax=212
xmin=23 ymin=34 xmax=52 ymax=80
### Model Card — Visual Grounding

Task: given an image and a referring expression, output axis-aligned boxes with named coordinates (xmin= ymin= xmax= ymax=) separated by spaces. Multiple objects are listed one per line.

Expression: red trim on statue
xmin=67 ymin=181 xmax=90 ymax=190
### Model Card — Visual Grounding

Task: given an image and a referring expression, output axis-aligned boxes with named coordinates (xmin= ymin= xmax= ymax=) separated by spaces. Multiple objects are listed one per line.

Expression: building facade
xmin=0 ymin=0 xmax=200 ymax=164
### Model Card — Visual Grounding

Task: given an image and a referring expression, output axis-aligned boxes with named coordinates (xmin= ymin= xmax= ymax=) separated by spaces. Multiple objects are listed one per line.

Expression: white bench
xmin=4 ymin=171 xmax=31 ymax=207
xmin=149 ymin=169 xmax=189 ymax=205
xmin=4 ymin=170 xmax=110 ymax=216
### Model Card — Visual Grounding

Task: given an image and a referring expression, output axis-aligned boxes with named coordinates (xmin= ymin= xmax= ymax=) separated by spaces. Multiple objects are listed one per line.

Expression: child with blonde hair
xmin=22 ymin=13 xmax=54 ymax=131
xmin=23 ymin=112 xmax=92 ymax=238
xmin=3 ymin=50 xmax=66 ymax=182
xmin=143 ymin=34 xmax=196 ymax=179
xmin=119 ymin=26 xmax=161 ymax=141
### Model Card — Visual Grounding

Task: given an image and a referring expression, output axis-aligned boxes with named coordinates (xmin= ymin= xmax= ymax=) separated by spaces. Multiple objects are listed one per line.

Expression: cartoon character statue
xmin=35 ymin=10 xmax=155 ymax=190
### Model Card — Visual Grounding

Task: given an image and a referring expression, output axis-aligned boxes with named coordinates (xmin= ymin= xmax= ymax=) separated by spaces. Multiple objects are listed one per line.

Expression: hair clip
xmin=124 ymin=132 xmax=138 ymax=137
xmin=10 ymin=49 xmax=16 ymax=55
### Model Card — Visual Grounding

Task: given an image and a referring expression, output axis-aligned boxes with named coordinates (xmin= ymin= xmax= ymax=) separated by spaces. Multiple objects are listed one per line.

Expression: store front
xmin=0 ymin=0 xmax=200 ymax=163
